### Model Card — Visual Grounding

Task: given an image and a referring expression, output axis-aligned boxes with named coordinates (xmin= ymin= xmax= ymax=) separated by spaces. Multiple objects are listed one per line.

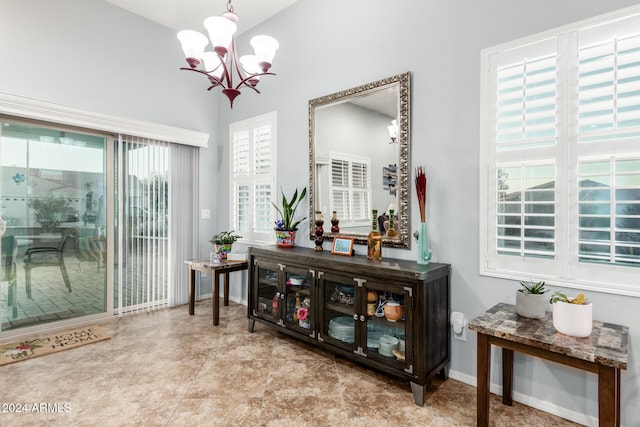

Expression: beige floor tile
xmin=0 ymin=299 xmax=580 ymax=426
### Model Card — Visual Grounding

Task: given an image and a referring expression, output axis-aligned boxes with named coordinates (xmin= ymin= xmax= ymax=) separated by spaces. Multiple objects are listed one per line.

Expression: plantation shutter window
xmin=481 ymin=7 xmax=640 ymax=295
xmin=574 ymin=17 xmax=640 ymax=275
xmin=329 ymin=153 xmax=371 ymax=226
xmin=350 ymin=160 xmax=370 ymax=222
xmin=496 ymin=164 xmax=556 ymax=259
xmin=331 ymin=158 xmax=350 ymax=222
xmin=230 ymin=112 xmax=277 ymax=243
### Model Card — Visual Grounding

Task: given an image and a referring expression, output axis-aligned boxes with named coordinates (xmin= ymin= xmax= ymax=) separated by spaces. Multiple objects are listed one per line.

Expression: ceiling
xmin=104 ymin=0 xmax=298 ymax=34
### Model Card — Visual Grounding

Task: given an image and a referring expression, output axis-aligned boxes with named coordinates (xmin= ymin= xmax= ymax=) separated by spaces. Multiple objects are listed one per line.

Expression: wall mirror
xmin=308 ymin=72 xmax=410 ymax=248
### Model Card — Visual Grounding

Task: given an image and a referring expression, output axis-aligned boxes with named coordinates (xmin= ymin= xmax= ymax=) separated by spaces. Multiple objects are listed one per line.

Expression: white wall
xmin=2 ymin=0 xmax=640 ymax=424
xmin=219 ymin=0 xmax=640 ymax=425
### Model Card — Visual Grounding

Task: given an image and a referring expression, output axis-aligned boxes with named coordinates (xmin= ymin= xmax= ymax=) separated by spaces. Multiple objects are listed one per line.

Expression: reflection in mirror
xmin=308 ymin=72 xmax=410 ymax=248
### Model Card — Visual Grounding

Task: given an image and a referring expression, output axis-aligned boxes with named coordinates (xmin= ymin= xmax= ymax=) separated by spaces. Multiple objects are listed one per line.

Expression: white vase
xmin=552 ymin=300 xmax=593 ymax=338
xmin=515 ymin=290 xmax=547 ymax=319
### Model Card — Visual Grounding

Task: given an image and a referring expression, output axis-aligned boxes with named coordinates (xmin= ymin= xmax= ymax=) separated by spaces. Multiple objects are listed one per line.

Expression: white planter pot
xmin=552 ymin=301 xmax=593 ymax=338
xmin=515 ymin=291 xmax=547 ymax=319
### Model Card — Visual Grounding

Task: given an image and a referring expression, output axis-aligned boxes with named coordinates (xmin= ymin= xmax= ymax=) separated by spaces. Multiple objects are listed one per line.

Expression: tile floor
xmin=0 ymin=298 xmax=581 ymax=426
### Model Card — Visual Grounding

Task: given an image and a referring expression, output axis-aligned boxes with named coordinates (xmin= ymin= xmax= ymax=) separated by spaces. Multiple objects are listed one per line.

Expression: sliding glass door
xmin=0 ymin=120 xmax=109 ymax=331
xmin=1 ymin=118 xmax=197 ymax=334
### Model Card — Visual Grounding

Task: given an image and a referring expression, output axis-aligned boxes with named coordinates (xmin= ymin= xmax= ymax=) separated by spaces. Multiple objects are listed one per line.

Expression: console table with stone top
xmin=469 ymin=302 xmax=628 ymax=427
xmin=184 ymin=259 xmax=249 ymax=326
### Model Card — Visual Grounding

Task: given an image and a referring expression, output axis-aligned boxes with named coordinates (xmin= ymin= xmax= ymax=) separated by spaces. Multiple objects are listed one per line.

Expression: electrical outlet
xmin=453 ymin=326 xmax=467 ymax=341
xmin=451 ymin=311 xmax=467 ymax=341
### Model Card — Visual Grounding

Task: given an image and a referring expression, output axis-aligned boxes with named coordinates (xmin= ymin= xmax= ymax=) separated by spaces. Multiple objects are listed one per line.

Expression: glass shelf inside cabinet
xmin=284 ymin=272 xmax=312 ymax=330
xmin=256 ymin=266 xmax=279 ymax=318
xmin=365 ymin=290 xmax=406 ymax=361
xmin=324 ymin=280 xmax=356 ymax=344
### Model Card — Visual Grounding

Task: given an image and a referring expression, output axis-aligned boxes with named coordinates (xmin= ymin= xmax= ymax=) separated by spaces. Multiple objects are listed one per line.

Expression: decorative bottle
xmin=314 ymin=211 xmax=324 ymax=252
xmin=386 ymin=209 xmax=399 ymax=238
xmin=367 ymin=209 xmax=382 ymax=260
xmin=293 ymin=292 xmax=301 ymax=322
xmin=331 ymin=211 xmax=340 ymax=233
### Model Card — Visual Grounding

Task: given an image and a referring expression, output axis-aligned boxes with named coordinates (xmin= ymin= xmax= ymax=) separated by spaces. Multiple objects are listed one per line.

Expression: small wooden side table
xmin=184 ymin=259 xmax=249 ymax=325
xmin=469 ymin=303 xmax=628 ymax=427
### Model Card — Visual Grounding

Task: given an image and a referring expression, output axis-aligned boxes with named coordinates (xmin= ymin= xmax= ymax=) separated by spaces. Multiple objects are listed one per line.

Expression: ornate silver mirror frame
xmin=308 ymin=72 xmax=410 ymax=248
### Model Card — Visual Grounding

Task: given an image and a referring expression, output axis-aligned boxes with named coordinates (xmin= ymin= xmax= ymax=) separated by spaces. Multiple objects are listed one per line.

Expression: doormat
xmin=0 ymin=325 xmax=110 ymax=367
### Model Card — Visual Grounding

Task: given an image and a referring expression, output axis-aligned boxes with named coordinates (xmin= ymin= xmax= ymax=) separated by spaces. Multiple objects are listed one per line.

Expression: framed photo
xmin=332 ymin=236 xmax=354 ymax=256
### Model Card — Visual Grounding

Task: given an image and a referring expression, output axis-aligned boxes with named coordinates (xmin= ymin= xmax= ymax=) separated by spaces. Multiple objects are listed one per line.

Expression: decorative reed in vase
xmin=414 ymin=166 xmax=432 ymax=264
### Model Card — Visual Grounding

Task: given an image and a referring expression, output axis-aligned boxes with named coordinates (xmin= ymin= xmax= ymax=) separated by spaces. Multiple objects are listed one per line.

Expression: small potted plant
xmin=516 ymin=279 xmax=548 ymax=319
xmin=272 ymin=187 xmax=307 ymax=248
xmin=209 ymin=230 xmax=242 ymax=259
xmin=549 ymin=291 xmax=592 ymax=337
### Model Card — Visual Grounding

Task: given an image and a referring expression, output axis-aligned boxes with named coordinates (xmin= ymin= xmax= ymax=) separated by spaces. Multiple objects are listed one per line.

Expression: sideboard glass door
xmin=282 ymin=266 xmax=314 ymax=336
xmin=363 ymin=282 xmax=413 ymax=371
xmin=318 ymin=271 xmax=358 ymax=353
xmin=253 ymin=259 xmax=281 ymax=325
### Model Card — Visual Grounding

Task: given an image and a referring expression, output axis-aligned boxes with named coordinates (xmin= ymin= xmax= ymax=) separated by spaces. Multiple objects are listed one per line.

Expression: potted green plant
xmin=209 ymin=230 xmax=242 ymax=259
xmin=272 ymin=187 xmax=307 ymax=248
xmin=549 ymin=291 xmax=592 ymax=337
xmin=515 ymin=279 xmax=548 ymax=319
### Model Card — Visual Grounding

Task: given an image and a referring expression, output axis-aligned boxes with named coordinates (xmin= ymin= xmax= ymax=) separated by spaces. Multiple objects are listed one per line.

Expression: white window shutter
xmin=481 ymin=7 xmax=640 ymax=295
xmin=329 ymin=153 xmax=371 ymax=225
xmin=230 ymin=112 xmax=277 ymax=243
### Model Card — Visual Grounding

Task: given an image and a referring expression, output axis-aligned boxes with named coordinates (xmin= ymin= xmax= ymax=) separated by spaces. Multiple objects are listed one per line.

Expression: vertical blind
xmin=117 ymin=135 xmax=169 ymax=315
xmin=168 ymin=143 xmax=198 ymax=306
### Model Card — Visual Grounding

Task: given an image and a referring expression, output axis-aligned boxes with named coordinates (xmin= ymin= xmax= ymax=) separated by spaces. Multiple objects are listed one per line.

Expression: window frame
xmin=479 ymin=5 xmax=640 ymax=297
xmin=229 ymin=111 xmax=277 ymax=244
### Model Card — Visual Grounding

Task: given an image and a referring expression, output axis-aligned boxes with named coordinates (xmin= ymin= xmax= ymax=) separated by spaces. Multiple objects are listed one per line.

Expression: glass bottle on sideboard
xmin=367 ymin=209 xmax=382 ymax=260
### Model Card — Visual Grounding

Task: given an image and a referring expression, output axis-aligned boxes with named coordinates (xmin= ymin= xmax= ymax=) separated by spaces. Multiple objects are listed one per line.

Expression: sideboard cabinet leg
xmin=410 ymin=381 xmax=426 ymax=406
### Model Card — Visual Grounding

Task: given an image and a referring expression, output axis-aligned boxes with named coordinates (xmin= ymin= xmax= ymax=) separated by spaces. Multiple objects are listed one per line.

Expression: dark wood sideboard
xmin=247 ymin=245 xmax=451 ymax=405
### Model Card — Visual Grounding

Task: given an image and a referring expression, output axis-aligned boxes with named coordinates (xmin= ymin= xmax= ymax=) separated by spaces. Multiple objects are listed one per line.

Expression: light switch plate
xmin=201 ymin=209 xmax=211 ymax=219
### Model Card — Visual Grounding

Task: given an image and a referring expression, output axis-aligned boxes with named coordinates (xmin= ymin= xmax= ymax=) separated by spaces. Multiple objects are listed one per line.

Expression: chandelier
xmin=177 ymin=0 xmax=279 ymax=108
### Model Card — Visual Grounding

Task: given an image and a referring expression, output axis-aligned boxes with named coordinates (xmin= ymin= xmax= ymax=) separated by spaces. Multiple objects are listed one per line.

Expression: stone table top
xmin=184 ymin=259 xmax=248 ymax=271
xmin=468 ymin=303 xmax=628 ymax=369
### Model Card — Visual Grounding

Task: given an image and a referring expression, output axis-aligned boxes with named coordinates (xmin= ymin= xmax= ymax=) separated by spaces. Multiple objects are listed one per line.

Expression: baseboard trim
xmin=197 ymin=293 xmax=247 ymax=307
xmin=448 ymin=369 xmax=597 ymax=426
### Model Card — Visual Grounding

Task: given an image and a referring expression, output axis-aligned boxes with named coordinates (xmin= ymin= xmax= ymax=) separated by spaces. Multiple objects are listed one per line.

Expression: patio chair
xmin=1 ymin=235 xmax=19 ymax=318
xmin=24 ymin=234 xmax=71 ymax=298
